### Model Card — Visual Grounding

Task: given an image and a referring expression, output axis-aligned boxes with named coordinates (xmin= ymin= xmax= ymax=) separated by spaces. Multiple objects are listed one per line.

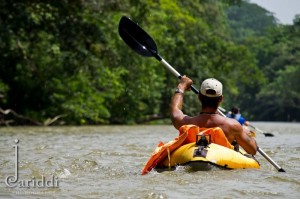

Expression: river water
xmin=0 ymin=122 xmax=299 ymax=199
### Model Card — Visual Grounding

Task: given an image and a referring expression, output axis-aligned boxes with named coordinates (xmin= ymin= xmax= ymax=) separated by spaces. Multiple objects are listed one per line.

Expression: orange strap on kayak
xmin=141 ymin=131 xmax=188 ymax=175
xmin=179 ymin=125 xmax=233 ymax=149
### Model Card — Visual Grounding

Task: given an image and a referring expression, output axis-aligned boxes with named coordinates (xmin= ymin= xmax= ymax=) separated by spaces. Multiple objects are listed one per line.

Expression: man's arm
xmin=170 ymin=76 xmax=193 ymax=129
xmin=170 ymin=92 xmax=186 ymax=129
xmin=234 ymin=123 xmax=257 ymax=155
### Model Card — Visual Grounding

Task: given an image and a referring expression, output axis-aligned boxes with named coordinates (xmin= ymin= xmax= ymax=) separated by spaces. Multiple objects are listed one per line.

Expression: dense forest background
xmin=0 ymin=0 xmax=299 ymax=125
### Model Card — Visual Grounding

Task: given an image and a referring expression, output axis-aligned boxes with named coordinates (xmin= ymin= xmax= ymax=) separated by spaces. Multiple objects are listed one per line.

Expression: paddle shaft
xmin=248 ymin=124 xmax=274 ymax=136
xmin=258 ymin=148 xmax=285 ymax=172
xmin=161 ymin=59 xmax=199 ymax=94
xmin=249 ymin=124 xmax=264 ymax=133
xmin=147 ymin=48 xmax=200 ymax=95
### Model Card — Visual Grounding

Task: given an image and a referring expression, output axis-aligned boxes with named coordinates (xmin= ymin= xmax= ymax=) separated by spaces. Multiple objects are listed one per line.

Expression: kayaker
xmin=170 ymin=76 xmax=257 ymax=155
xmin=226 ymin=107 xmax=250 ymax=126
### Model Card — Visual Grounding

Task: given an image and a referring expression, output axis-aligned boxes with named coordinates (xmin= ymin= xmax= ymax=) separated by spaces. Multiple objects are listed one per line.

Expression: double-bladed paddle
xmin=118 ymin=16 xmax=285 ymax=172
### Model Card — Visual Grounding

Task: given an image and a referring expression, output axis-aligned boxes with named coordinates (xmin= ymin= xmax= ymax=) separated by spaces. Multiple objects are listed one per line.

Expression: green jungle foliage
xmin=0 ymin=0 xmax=299 ymax=125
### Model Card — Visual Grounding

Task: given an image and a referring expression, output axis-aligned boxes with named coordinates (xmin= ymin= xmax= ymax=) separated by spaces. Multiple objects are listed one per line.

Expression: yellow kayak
xmin=159 ymin=142 xmax=260 ymax=170
xmin=142 ymin=125 xmax=260 ymax=174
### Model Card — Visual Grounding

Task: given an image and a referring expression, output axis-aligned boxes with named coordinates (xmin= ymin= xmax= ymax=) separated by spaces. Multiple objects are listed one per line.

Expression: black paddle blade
xmin=278 ymin=168 xmax=286 ymax=172
xmin=264 ymin=132 xmax=274 ymax=137
xmin=118 ymin=16 xmax=159 ymax=59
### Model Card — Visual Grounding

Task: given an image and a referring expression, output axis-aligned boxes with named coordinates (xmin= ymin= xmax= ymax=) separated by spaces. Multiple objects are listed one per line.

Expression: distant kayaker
xmin=170 ymin=76 xmax=257 ymax=155
xmin=226 ymin=107 xmax=250 ymax=126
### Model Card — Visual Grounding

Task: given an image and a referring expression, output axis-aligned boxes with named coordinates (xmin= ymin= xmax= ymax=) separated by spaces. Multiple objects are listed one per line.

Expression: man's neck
xmin=200 ymin=107 xmax=218 ymax=114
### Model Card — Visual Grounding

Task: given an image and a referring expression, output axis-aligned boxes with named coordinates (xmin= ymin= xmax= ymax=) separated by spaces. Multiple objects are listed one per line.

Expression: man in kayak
xmin=170 ymin=76 xmax=257 ymax=155
xmin=227 ymin=106 xmax=250 ymax=126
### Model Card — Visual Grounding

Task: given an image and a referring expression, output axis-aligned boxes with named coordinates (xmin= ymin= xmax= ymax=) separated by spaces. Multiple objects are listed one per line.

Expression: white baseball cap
xmin=200 ymin=78 xmax=222 ymax=97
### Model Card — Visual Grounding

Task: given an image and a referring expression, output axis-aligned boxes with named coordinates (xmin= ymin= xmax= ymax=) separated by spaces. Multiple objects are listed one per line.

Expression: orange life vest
xmin=179 ymin=125 xmax=234 ymax=149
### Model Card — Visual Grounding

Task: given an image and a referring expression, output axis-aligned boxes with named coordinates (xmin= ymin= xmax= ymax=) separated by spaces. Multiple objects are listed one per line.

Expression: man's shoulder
xmin=223 ymin=117 xmax=243 ymax=131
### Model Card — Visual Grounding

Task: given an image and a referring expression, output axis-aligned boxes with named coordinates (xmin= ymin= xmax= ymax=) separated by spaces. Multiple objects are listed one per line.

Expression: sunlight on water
xmin=0 ymin=123 xmax=299 ymax=198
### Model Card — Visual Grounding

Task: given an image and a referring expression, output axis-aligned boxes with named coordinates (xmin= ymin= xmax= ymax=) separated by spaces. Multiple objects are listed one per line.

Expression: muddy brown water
xmin=0 ymin=122 xmax=299 ymax=198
